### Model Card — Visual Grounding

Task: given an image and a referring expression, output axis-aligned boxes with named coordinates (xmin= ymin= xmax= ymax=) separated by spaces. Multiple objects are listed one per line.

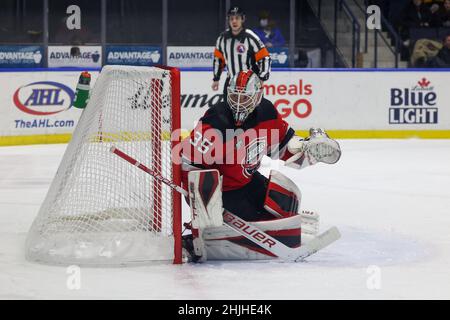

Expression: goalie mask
xmin=227 ymin=70 xmax=263 ymax=126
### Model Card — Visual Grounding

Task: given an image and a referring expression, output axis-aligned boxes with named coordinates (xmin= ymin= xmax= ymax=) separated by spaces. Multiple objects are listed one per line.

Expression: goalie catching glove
xmin=285 ymin=128 xmax=341 ymax=170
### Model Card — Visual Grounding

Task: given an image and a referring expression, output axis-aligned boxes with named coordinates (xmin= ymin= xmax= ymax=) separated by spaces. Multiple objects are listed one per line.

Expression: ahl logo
xmin=13 ymin=81 xmax=75 ymax=116
xmin=236 ymin=43 xmax=246 ymax=54
xmin=389 ymin=77 xmax=438 ymax=124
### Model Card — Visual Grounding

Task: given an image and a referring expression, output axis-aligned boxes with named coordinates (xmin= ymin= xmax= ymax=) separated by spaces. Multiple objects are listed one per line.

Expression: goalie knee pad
xmin=263 ymin=170 xmax=301 ymax=219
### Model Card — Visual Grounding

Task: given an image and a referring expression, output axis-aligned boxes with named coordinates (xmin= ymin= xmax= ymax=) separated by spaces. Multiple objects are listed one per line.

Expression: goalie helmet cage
xmin=25 ymin=65 xmax=183 ymax=266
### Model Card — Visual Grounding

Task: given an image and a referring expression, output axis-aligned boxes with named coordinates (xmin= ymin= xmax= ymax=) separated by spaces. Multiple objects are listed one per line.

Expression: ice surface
xmin=0 ymin=140 xmax=449 ymax=299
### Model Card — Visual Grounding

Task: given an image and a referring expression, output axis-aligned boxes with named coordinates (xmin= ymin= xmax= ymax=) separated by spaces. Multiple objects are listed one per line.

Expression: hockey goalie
xmin=180 ymin=70 xmax=342 ymax=262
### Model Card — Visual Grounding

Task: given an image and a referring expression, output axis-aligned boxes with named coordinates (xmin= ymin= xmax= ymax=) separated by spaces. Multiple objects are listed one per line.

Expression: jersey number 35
xmin=190 ymin=131 xmax=213 ymax=154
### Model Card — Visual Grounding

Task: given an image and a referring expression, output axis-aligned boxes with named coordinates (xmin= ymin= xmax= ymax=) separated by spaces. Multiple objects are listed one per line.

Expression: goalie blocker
xmin=183 ymin=169 xmax=320 ymax=261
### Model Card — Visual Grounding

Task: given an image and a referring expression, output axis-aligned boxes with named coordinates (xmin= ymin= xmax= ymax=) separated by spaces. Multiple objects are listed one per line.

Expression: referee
xmin=212 ymin=7 xmax=271 ymax=96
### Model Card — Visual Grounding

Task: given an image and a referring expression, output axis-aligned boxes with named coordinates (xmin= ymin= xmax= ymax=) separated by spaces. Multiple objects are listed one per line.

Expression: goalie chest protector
xmin=182 ymin=98 xmax=295 ymax=191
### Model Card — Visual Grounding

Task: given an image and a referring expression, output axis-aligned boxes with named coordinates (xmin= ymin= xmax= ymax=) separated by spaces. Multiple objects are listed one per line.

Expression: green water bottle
xmin=72 ymin=71 xmax=91 ymax=109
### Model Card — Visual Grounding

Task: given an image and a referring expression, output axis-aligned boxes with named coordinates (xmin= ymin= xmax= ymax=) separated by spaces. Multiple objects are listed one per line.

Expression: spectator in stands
xmin=410 ymin=38 xmax=442 ymax=66
xmin=384 ymin=0 xmax=411 ymax=35
xmin=403 ymin=0 xmax=431 ymax=30
xmin=253 ymin=11 xmax=286 ymax=48
xmin=428 ymin=34 xmax=450 ymax=67
xmin=429 ymin=0 xmax=450 ymax=27
xmin=400 ymin=0 xmax=432 ymax=52
xmin=444 ymin=0 xmax=450 ymax=26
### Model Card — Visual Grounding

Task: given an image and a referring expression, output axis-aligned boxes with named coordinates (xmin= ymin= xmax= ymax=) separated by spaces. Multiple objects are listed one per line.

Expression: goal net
xmin=25 ymin=65 xmax=182 ymax=266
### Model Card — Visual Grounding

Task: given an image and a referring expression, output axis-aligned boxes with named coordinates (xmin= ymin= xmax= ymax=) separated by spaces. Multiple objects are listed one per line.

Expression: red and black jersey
xmin=181 ymin=98 xmax=295 ymax=191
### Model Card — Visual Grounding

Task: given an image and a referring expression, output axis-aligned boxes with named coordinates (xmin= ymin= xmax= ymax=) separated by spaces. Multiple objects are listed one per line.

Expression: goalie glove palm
xmin=285 ymin=128 xmax=341 ymax=170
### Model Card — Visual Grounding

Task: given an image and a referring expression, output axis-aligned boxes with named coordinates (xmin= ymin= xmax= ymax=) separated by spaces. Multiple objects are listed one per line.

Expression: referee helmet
xmin=227 ymin=7 xmax=245 ymax=19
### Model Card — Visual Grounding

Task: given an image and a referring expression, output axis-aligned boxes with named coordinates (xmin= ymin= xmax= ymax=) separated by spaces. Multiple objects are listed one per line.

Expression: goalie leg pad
xmin=188 ymin=169 xmax=224 ymax=228
xmin=203 ymin=214 xmax=301 ymax=260
xmin=187 ymin=169 xmax=224 ymax=262
xmin=263 ymin=170 xmax=301 ymax=219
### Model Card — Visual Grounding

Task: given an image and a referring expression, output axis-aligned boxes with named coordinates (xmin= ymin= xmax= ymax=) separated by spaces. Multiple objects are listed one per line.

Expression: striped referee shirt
xmin=213 ymin=28 xmax=271 ymax=82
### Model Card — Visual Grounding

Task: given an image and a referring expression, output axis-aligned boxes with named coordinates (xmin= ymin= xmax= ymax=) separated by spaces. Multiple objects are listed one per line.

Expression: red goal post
xmin=160 ymin=66 xmax=182 ymax=264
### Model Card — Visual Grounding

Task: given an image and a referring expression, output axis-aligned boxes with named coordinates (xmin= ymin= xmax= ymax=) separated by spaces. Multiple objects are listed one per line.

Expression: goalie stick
xmin=110 ymin=146 xmax=340 ymax=262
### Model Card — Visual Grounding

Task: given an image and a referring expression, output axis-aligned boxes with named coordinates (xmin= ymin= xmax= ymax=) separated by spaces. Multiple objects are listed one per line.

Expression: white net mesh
xmin=25 ymin=65 xmax=181 ymax=266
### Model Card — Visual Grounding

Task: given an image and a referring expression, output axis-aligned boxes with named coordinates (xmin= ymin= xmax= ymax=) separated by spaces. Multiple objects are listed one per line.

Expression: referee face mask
xmin=227 ymin=71 xmax=263 ymax=126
